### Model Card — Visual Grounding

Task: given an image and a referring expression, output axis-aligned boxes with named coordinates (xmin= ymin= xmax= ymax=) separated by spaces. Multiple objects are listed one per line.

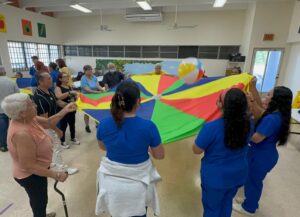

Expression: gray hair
xmin=107 ymin=63 xmax=115 ymax=68
xmin=155 ymin=63 xmax=161 ymax=68
xmin=0 ymin=66 xmax=6 ymax=76
xmin=1 ymin=93 xmax=30 ymax=119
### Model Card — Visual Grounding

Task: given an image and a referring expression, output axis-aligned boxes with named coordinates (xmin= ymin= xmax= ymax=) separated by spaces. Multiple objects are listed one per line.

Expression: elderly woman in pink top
xmin=1 ymin=93 xmax=76 ymax=217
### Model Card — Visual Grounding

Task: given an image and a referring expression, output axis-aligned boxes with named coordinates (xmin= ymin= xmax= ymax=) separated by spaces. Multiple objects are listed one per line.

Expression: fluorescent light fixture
xmin=213 ymin=0 xmax=227 ymax=8
xmin=136 ymin=0 xmax=152 ymax=10
xmin=70 ymin=4 xmax=92 ymax=13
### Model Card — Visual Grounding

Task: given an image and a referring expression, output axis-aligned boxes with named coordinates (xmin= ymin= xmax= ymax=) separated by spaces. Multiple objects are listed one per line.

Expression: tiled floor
xmin=1 ymin=112 xmax=300 ymax=217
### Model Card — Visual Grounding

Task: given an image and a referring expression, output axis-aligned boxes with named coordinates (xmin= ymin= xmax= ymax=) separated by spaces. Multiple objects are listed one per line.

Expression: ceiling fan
xmin=169 ymin=4 xmax=198 ymax=30
xmin=98 ymin=9 xmax=112 ymax=32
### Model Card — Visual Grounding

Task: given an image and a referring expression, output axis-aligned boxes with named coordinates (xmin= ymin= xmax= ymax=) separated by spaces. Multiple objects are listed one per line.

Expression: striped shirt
xmin=33 ymin=88 xmax=57 ymax=117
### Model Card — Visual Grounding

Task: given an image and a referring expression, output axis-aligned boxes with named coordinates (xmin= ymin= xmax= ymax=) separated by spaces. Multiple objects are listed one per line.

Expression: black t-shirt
xmin=33 ymin=88 xmax=57 ymax=117
xmin=102 ymin=71 xmax=124 ymax=88
xmin=56 ymin=86 xmax=77 ymax=113
xmin=58 ymin=86 xmax=74 ymax=104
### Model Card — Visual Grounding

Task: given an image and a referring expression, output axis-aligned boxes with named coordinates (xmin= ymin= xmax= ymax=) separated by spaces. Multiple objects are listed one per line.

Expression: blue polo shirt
xmin=195 ymin=118 xmax=252 ymax=189
xmin=97 ymin=116 xmax=161 ymax=164
xmin=80 ymin=75 xmax=98 ymax=94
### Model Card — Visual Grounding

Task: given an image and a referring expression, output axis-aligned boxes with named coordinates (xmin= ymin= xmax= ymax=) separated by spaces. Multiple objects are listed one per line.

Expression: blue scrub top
xmin=50 ymin=70 xmax=60 ymax=92
xmin=250 ymin=112 xmax=282 ymax=151
xmin=29 ymin=65 xmax=37 ymax=87
xmin=97 ymin=116 xmax=161 ymax=164
xmin=80 ymin=75 xmax=98 ymax=93
xmin=195 ymin=118 xmax=253 ymax=189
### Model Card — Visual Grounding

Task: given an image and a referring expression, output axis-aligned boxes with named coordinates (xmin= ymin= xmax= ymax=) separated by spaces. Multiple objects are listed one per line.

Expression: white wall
xmin=283 ymin=42 xmax=300 ymax=95
xmin=240 ymin=1 xmax=256 ymax=63
xmin=0 ymin=5 xmax=62 ymax=76
xmin=61 ymin=10 xmax=245 ymax=76
xmin=242 ymin=1 xmax=293 ymax=78
xmin=60 ymin=11 xmax=245 ymax=46
xmin=288 ymin=0 xmax=300 ymax=43
xmin=65 ymin=56 xmax=228 ymax=77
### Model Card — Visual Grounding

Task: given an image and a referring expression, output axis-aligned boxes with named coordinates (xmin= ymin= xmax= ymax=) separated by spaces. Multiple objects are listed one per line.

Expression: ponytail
xmin=111 ymin=92 xmax=126 ymax=128
xmin=110 ymin=81 xmax=140 ymax=128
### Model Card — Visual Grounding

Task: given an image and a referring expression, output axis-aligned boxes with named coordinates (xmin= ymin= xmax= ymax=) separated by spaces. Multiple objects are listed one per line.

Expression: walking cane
xmin=54 ymin=181 xmax=69 ymax=217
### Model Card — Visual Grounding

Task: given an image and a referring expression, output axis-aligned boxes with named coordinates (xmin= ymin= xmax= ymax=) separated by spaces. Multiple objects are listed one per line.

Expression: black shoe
xmin=85 ymin=126 xmax=91 ymax=133
xmin=0 ymin=147 xmax=8 ymax=152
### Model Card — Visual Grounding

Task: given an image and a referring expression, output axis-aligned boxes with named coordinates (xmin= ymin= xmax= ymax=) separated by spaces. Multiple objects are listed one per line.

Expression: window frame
xmin=7 ymin=41 xmax=61 ymax=72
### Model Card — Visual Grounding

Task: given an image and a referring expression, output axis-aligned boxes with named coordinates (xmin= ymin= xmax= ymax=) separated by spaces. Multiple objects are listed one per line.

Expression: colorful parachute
xmin=77 ymin=73 xmax=252 ymax=143
xmin=15 ymin=78 xmax=32 ymax=95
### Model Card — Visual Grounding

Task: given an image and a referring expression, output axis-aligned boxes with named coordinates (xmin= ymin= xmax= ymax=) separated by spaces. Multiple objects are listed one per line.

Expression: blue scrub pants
xmin=201 ymin=184 xmax=239 ymax=217
xmin=242 ymin=148 xmax=278 ymax=213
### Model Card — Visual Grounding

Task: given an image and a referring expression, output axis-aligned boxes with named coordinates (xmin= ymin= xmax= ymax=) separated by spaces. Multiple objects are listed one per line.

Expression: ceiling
xmin=8 ymin=0 xmax=293 ymax=17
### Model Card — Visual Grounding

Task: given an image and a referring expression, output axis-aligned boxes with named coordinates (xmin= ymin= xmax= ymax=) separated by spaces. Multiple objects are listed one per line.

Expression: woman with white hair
xmin=1 ymin=93 xmax=76 ymax=217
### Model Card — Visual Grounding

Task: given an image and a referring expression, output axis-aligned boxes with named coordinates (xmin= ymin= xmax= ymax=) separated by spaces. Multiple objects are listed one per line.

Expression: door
xmin=251 ymin=49 xmax=284 ymax=93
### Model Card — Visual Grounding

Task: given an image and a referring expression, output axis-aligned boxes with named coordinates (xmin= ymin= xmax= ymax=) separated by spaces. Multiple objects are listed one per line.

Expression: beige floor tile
xmin=1 ymin=112 xmax=300 ymax=217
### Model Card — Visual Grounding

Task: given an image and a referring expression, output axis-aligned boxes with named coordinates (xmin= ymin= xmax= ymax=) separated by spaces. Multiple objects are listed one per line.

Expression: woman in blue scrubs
xmin=96 ymin=81 xmax=165 ymax=217
xmin=193 ymin=88 xmax=252 ymax=217
xmin=233 ymin=78 xmax=293 ymax=215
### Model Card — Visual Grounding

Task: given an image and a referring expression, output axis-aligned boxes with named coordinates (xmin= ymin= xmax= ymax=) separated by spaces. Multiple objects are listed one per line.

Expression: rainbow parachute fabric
xmin=15 ymin=78 xmax=33 ymax=95
xmin=77 ymin=73 xmax=252 ymax=143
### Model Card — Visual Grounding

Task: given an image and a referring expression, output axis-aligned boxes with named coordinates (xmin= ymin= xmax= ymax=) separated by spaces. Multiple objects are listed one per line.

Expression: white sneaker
xmin=61 ymin=142 xmax=70 ymax=149
xmin=46 ymin=212 xmax=56 ymax=217
xmin=67 ymin=167 xmax=79 ymax=175
xmin=70 ymin=138 xmax=80 ymax=145
xmin=233 ymin=202 xmax=255 ymax=216
xmin=53 ymin=163 xmax=69 ymax=172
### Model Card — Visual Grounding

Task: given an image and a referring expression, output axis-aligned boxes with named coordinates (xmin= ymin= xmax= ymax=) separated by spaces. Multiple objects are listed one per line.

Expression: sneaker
xmin=235 ymin=197 xmax=245 ymax=204
xmin=233 ymin=202 xmax=255 ymax=216
xmin=61 ymin=142 xmax=70 ymax=149
xmin=70 ymin=138 xmax=80 ymax=145
xmin=55 ymin=164 xmax=69 ymax=172
xmin=85 ymin=126 xmax=91 ymax=133
xmin=0 ymin=147 xmax=8 ymax=152
xmin=67 ymin=167 xmax=79 ymax=175
xmin=46 ymin=212 xmax=56 ymax=217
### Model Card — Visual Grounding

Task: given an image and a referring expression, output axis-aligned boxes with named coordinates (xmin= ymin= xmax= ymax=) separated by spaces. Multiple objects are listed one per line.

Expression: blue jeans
xmin=0 ymin=113 xmax=9 ymax=148
xmin=201 ymin=184 xmax=239 ymax=217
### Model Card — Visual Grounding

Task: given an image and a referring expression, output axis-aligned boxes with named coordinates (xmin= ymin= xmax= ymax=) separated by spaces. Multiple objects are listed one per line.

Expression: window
xmin=142 ymin=46 xmax=159 ymax=58
xmin=7 ymin=41 xmax=61 ymax=72
xmin=78 ymin=46 xmax=92 ymax=56
xmin=93 ymin=46 xmax=108 ymax=57
xmin=198 ymin=46 xmax=219 ymax=59
xmin=49 ymin=45 xmax=60 ymax=62
xmin=109 ymin=46 xmax=124 ymax=57
xmin=125 ymin=46 xmax=141 ymax=58
xmin=64 ymin=46 xmax=78 ymax=56
xmin=7 ymin=42 xmax=27 ymax=72
xmin=37 ymin=44 xmax=50 ymax=64
xmin=159 ymin=46 xmax=178 ymax=58
xmin=219 ymin=46 xmax=239 ymax=59
xmin=24 ymin=43 xmax=38 ymax=68
xmin=178 ymin=46 xmax=198 ymax=58
xmin=63 ymin=45 xmax=241 ymax=60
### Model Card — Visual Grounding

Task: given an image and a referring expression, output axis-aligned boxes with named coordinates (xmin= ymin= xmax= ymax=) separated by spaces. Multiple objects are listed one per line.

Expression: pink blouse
xmin=7 ymin=118 xmax=53 ymax=179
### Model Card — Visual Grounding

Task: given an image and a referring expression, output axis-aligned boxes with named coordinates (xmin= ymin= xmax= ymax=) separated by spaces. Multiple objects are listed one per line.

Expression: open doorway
xmin=251 ymin=49 xmax=284 ymax=93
